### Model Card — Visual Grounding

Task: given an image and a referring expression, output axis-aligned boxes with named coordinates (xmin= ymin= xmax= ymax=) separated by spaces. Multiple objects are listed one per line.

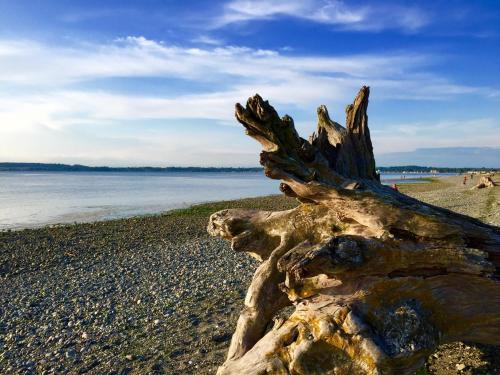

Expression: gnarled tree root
xmin=207 ymin=87 xmax=500 ymax=374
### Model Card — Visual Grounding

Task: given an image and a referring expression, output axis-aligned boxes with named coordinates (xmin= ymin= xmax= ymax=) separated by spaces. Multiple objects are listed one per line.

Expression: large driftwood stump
xmin=207 ymin=87 xmax=500 ymax=374
xmin=474 ymin=175 xmax=497 ymax=189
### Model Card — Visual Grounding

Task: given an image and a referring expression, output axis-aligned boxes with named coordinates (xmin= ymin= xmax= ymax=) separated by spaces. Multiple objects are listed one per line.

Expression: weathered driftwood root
xmin=474 ymin=175 xmax=497 ymax=189
xmin=207 ymin=87 xmax=500 ymax=374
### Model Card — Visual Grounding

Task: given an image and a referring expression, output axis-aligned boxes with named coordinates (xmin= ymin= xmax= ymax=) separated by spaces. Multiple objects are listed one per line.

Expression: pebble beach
xmin=1 ymin=175 xmax=499 ymax=374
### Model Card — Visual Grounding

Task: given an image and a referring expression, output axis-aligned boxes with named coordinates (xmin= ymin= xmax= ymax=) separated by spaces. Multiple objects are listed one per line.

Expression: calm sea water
xmin=0 ymin=171 xmax=449 ymax=229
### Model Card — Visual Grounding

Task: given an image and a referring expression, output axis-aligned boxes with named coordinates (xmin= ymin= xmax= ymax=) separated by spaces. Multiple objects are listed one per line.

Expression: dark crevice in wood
xmin=388 ymin=267 xmax=448 ymax=279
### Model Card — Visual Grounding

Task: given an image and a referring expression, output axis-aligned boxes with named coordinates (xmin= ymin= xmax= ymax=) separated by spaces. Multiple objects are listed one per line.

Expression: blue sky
xmin=0 ymin=0 xmax=499 ymax=167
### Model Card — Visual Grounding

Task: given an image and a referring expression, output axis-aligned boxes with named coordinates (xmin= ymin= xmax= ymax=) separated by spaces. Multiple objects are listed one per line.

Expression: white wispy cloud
xmin=191 ymin=35 xmax=225 ymax=46
xmin=214 ymin=0 xmax=429 ymax=32
xmin=0 ymin=35 xmax=489 ymax=134
xmin=0 ymin=37 xmax=430 ymax=87
xmin=0 ymin=36 xmax=487 ymax=104
xmin=0 ymin=36 xmax=497 ymax=165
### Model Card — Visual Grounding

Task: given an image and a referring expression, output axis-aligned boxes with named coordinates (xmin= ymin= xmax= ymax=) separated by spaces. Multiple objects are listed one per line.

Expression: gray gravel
xmin=400 ymin=174 xmax=500 ymax=226
xmin=0 ymin=195 xmax=297 ymax=374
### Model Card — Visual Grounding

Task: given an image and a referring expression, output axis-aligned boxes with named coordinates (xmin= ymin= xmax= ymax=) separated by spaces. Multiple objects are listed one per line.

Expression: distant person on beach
xmin=463 ymin=176 xmax=467 ymax=185
xmin=391 ymin=184 xmax=399 ymax=191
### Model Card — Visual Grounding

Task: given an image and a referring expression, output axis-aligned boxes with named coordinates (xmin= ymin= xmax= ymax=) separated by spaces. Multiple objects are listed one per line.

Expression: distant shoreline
xmin=1 ymin=162 xmax=496 ymax=173
xmin=0 ymin=163 xmax=262 ymax=173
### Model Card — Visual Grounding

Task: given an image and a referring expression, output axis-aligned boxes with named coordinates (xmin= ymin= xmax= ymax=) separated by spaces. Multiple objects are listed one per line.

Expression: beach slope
xmin=0 ymin=176 xmax=498 ymax=374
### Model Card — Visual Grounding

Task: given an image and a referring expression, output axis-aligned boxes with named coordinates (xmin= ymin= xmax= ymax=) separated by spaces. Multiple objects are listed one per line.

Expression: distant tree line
xmin=0 ymin=163 xmax=497 ymax=173
xmin=0 ymin=163 xmax=262 ymax=173
xmin=377 ymin=165 xmax=498 ymax=173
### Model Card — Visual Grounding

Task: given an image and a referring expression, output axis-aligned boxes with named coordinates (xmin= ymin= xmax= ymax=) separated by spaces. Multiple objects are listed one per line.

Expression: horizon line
xmin=1 ymin=162 xmax=498 ymax=171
